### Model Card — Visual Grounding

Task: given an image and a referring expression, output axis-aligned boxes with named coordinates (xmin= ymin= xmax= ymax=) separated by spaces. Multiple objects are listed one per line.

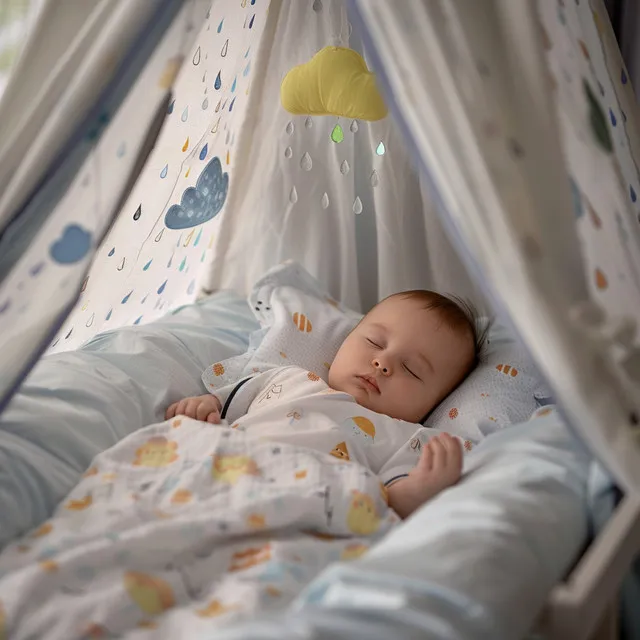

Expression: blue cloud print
xmin=164 ymin=156 xmax=229 ymax=230
xmin=49 ymin=224 xmax=92 ymax=264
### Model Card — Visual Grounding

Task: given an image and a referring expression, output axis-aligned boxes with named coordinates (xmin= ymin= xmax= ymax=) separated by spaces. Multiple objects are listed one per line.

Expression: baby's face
xmin=329 ymin=296 xmax=473 ymax=423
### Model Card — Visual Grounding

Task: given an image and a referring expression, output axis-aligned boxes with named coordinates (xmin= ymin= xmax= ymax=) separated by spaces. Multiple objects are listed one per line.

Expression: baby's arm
xmin=166 ymin=366 xmax=278 ymax=424
xmin=165 ymin=394 xmax=222 ymax=423
xmin=386 ymin=433 xmax=462 ymax=519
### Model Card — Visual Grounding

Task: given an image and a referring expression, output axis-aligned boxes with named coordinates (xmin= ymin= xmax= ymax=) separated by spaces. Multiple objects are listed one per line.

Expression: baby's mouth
xmin=357 ymin=375 xmax=380 ymax=394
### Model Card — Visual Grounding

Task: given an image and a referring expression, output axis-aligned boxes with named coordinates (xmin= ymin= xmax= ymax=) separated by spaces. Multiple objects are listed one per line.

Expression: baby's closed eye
xmin=403 ymin=364 xmax=421 ymax=380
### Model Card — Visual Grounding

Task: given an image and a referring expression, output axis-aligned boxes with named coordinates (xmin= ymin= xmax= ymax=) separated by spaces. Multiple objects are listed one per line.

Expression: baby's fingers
xmin=174 ymin=398 xmax=189 ymax=417
xmin=196 ymin=401 xmax=213 ymax=421
xmin=207 ymin=411 xmax=221 ymax=424
xmin=165 ymin=403 xmax=178 ymax=420
xmin=417 ymin=439 xmax=434 ymax=472
xmin=442 ymin=433 xmax=463 ymax=468
xmin=429 ymin=436 xmax=448 ymax=471
xmin=185 ymin=398 xmax=203 ymax=419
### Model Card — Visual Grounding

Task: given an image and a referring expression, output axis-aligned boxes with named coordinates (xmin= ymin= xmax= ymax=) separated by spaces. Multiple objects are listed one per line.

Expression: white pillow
xmin=203 ymin=262 xmax=359 ymax=390
xmin=205 ymin=262 xmax=548 ymax=444
xmin=425 ymin=323 xmax=550 ymax=442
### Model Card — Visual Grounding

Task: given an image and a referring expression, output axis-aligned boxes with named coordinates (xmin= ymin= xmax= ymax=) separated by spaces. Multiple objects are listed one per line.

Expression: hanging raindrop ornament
xmin=340 ymin=160 xmax=350 ymax=175
xmin=284 ymin=146 xmax=293 ymax=159
xmin=331 ymin=123 xmax=344 ymax=143
xmin=353 ymin=197 xmax=363 ymax=214
xmin=321 ymin=192 xmax=330 ymax=209
xmin=350 ymin=120 xmax=359 ymax=133
xmin=300 ymin=152 xmax=313 ymax=171
xmin=286 ymin=121 xmax=295 ymax=135
xmin=376 ymin=141 xmax=386 ymax=155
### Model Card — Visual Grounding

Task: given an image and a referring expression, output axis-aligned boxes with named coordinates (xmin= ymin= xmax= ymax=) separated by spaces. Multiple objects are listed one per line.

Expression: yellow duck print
xmin=212 ymin=454 xmax=260 ymax=485
xmin=347 ymin=491 xmax=380 ymax=535
xmin=124 ymin=571 xmax=175 ymax=616
xmin=133 ymin=437 xmax=179 ymax=468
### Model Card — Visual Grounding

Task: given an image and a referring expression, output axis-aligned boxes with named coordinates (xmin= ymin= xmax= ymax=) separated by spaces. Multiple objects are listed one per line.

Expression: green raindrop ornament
xmin=331 ymin=123 xmax=344 ymax=143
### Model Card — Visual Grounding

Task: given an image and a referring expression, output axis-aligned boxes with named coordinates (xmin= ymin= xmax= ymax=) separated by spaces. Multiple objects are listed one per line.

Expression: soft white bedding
xmin=0 ymin=291 xmax=257 ymax=548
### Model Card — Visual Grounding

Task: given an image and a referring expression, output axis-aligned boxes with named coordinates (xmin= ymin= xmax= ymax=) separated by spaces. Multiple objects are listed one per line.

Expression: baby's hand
xmin=410 ymin=432 xmax=462 ymax=496
xmin=165 ymin=394 xmax=222 ymax=424
xmin=387 ymin=433 xmax=463 ymax=518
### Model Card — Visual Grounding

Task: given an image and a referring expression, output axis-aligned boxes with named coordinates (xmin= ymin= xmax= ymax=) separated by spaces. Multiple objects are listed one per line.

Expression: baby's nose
xmin=372 ymin=358 xmax=391 ymax=376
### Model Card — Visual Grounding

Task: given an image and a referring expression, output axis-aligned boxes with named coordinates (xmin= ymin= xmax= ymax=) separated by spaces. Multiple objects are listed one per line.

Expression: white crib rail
xmin=537 ymin=495 xmax=640 ymax=639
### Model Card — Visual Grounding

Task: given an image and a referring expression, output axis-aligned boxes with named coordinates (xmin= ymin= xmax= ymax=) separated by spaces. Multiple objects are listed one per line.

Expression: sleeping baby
xmin=167 ymin=290 xmax=481 ymax=518
xmin=0 ymin=290 xmax=482 ymax=638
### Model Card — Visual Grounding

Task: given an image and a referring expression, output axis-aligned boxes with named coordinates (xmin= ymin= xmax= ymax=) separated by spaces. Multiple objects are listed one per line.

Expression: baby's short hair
xmin=385 ymin=290 xmax=488 ymax=370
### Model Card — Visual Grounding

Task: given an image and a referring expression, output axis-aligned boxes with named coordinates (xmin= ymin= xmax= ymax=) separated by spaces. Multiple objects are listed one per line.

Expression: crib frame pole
xmin=536 ymin=494 xmax=640 ymax=639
